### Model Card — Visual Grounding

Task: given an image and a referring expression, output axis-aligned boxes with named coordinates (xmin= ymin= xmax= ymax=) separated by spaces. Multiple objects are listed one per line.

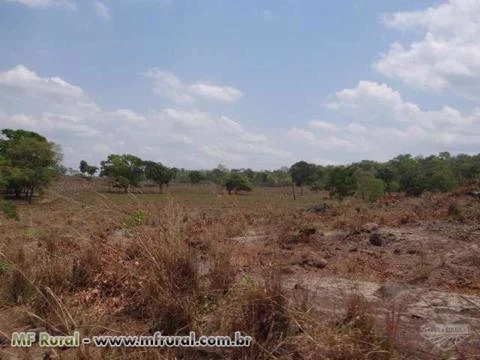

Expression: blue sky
xmin=1 ymin=0 xmax=480 ymax=169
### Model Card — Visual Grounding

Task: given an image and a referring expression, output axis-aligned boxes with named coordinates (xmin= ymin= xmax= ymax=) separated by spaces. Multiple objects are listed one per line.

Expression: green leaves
xmin=224 ymin=173 xmax=252 ymax=194
xmin=143 ymin=161 xmax=174 ymax=190
xmin=100 ymin=154 xmax=145 ymax=192
xmin=0 ymin=129 xmax=62 ymax=202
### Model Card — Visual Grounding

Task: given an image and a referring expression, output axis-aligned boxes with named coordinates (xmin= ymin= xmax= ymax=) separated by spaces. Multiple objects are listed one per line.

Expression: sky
xmin=1 ymin=0 xmax=480 ymax=170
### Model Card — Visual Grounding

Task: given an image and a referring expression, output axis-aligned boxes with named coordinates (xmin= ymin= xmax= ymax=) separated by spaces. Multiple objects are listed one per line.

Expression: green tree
xmin=420 ymin=155 xmax=456 ymax=192
xmin=143 ymin=161 xmax=174 ymax=193
xmin=224 ymin=173 xmax=252 ymax=194
xmin=208 ymin=164 xmax=229 ymax=185
xmin=355 ymin=170 xmax=385 ymax=202
xmin=325 ymin=166 xmax=357 ymax=200
xmin=100 ymin=154 xmax=144 ymax=192
xmin=188 ymin=170 xmax=203 ymax=184
xmin=289 ymin=161 xmax=317 ymax=195
xmin=0 ymin=129 xmax=62 ymax=203
xmin=389 ymin=155 xmax=425 ymax=196
xmin=79 ymin=160 xmax=98 ymax=177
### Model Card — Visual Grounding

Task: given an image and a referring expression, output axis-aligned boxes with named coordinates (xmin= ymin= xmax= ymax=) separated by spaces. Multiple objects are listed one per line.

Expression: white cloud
xmin=188 ymin=82 xmax=243 ymax=103
xmin=111 ymin=109 xmax=146 ymax=123
xmin=3 ymin=0 xmax=75 ymax=9
xmin=308 ymin=120 xmax=337 ymax=131
xmin=287 ymin=81 xmax=480 ymax=163
xmin=92 ymin=1 xmax=111 ymax=20
xmin=144 ymin=68 xmax=243 ymax=104
xmin=0 ymin=65 xmax=84 ymax=100
xmin=0 ymin=65 xmax=287 ymax=170
xmin=376 ymin=0 xmax=480 ymax=97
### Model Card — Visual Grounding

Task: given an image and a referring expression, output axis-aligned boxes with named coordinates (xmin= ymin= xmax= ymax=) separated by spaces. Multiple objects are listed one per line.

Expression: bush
xmin=356 ymin=171 xmax=385 ymax=202
xmin=225 ymin=173 xmax=253 ymax=194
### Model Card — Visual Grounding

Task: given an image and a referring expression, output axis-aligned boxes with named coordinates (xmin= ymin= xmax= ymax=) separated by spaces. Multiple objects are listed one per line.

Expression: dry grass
xmin=1 ymin=178 xmax=479 ymax=359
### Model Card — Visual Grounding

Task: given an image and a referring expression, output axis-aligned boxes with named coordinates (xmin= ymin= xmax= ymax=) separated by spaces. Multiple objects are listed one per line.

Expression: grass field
xmin=1 ymin=176 xmax=480 ymax=359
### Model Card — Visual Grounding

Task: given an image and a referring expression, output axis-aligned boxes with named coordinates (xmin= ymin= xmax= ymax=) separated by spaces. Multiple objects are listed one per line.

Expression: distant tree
xmin=420 ymin=155 xmax=456 ymax=192
xmin=143 ymin=161 xmax=174 ymax=193
xmin=224 ymin=173 xmax=252 ymax=194
xmin=0 ymin=129 xmax=63 ymax=203
xmin=79 ymin=160 xmax=98 ymax=177
xmin=209 ymin=164 xmax=229 ymax=185
xmin=389 ymin=155 xmax=425 ymax=196
xmin=355 ymin=170 xmax=385 ymax=202
xmin=79 ymin=160 xmax=88 ymax=174
xmin=375 ymin=165 xmax=396 ymax=192
xmin=310 ymin=165 xmax=326 ymax=192
xmin=325 ymin=166 xmax=357 ymax=200
xmin=100 ymin=154 xmax=144 ymax=192
xmin=188 ymin=170 xmax=203 ymax=184
xmin=289 ymin=161 xmax=317 ymax=195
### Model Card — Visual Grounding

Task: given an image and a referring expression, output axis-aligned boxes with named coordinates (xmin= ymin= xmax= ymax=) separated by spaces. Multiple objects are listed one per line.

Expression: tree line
xmin=2 ymin=129 xmax=480 ymax=211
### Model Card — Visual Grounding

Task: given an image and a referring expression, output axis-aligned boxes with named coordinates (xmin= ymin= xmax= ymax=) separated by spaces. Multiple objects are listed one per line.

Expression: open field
xmin=1 ymin=176 xmax=480 ymax=359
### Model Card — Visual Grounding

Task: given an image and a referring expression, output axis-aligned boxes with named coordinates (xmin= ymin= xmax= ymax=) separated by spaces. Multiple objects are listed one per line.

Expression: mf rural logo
xmin=420 ymin=323 xmax=475 ymax=351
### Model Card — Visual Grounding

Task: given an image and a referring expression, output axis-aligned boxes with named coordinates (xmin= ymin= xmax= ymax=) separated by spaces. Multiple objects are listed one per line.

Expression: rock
xmin=375 ymin=282 xmax=408 ymax=300
xmin=361 ymin=222 xmax=379 ymax=233
xmin=309 ymin=257 xmax=328 ymax=268
xmin=369 ymin=232 xmax=396 ymax=246
xmin=292 ymin=254 xmax=328 ymax=268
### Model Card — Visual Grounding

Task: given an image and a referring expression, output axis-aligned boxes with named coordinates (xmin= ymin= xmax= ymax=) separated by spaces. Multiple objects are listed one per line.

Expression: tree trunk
xmin=292 ymin=183 xmax=296 ymax=201
xmin=27 ymin=187 xmax=34 ymax=204
xmin=300 ymin=186 xmax=304 ymax=196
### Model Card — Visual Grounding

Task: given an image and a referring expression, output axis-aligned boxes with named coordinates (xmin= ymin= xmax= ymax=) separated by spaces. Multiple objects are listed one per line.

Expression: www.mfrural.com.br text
xmin=11 ymin=331 xmax=252 ymax=348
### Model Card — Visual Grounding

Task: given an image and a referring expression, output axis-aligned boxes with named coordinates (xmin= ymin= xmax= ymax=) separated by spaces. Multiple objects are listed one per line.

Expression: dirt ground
xmin=0 ymin=177 xmax=479 ymax=359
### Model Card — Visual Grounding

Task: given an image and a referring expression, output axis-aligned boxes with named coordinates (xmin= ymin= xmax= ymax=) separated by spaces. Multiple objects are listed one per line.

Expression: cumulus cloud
xmin=144 ymin=68 xmax=243 ymax=104
xmin=0 ymin=65 xmax=84 ymax=100
xmin=287 ymin=81 xmax=480 ymax=163
xmin=0 ymin=65 xmax=288 ymax=170
xmin=2 ymin=0 xmax=75 ymax=9
xmin=375 ymin=0 xmax=480 ymax=97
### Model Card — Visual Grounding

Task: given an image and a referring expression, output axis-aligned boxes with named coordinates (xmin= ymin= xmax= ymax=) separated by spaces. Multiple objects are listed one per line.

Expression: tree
xmin=355 ymin=170 xmax=385 ymax=202
xmin=224 ymin=173 xmax=252 ymax=194
xmin=100 ymin=154 xmax=144 ymax=192
xmin=79 ymin=160 xmax=98 ymax=177
xmin=208 ymin=164 xmax=229 ymax=185
xmin=188 ymin=171 xmax=203 ymax=184
xmin=0 ymin=129 xmax=62 ymax=203
xmin=325 ymin=166 xmax=357 ymax=200
xmin=389 ymin=155 xmax=425 ymax=196
xmin=420 ymin=155 xmax=456 ymax=192
xmin=143 ymin=161 xmax=174 ymax=193
xmin=289 ymin=161 xmax=317 ymax=195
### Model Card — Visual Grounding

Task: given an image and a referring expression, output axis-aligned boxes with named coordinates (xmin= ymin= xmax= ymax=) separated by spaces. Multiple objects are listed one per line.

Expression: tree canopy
xmin=0 ymin=129 xmax=63 ymax=202
xmin=100 ymin=154 xmax=144 ymax=192
xmin=143 ymin=161 xmax=175 ymax=192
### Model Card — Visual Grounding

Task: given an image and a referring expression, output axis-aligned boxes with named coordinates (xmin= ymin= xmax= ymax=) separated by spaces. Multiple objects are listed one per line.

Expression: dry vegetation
xmin=0 ymin=176 xmax=479 ymax=359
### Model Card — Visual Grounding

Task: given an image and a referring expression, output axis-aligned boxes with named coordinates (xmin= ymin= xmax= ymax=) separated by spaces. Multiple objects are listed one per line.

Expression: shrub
xmin=225 ymin=173 xmax=253 ymax=194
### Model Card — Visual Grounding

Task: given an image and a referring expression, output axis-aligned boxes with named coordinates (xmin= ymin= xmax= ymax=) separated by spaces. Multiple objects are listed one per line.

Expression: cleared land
xmin=0 ymin=176 xmax=479 ymax=359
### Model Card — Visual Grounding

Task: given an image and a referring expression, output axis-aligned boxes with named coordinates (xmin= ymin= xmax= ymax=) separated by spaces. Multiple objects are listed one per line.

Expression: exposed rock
xmin=375 ymin=282 xmax=409 ymax=300
xmin=292 ymin=253 xmax=328 ymax=269
xmin=369 ymin=232 xmax=396 ymax=246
